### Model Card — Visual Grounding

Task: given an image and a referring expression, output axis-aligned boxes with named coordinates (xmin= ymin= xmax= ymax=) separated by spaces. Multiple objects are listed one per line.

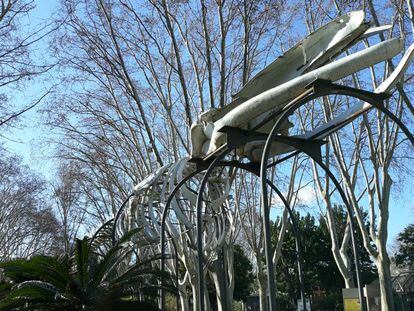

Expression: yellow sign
xmin=344 ymin=298 xmax=361 ymax=311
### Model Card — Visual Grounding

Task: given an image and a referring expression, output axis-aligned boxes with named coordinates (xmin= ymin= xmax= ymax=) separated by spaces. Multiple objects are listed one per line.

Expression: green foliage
xmin=233 ymin=244 xmax=254 ymax=301
xmin=272 ymin=212 xmax=342 ymax=304
xmin=311 ymin=292 xmax=343 ymax=310
xmin=319 ymin=206 xmax=377 ymax=284
xmin=276 ymin=292 xmax=295 ymax=311
xmin=271 ymin=206 xmax=377 ymax=308
xmin=208 ymin=244 xmax=254 ymax=308
xmin=0 ymin=230 xmax=173 ymax=310
xmin=395 ymin=223 xmax=414 ymax=269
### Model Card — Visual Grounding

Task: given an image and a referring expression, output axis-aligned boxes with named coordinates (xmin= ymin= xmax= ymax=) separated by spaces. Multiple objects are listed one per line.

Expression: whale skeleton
xmin=193 ymin=37 xmax=403 ymax=159
xmin=114 ymin=10 xmax=414 ymax=309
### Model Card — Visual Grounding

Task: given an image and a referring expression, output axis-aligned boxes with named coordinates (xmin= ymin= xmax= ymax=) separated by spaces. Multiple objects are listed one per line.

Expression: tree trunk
xmin=179 ymin=284 xmax=190 ymax=311
xmin=191 ymin=276 xmax=210 ymax=311
xmin=191 ymin=282 xmax=199 ymax=311
xmin=258 ymin=271 xmax=267 ymax=311
xmin=376 ymin=173 xmax=394 ymax=311
xmin=225 ymin=246 xmax=234 ymax=311
xmin=210 ymin=259 xmax=227 ymax=311
xmin=376 ymin=252 xmax=394 ymax=311
xmin=210 ymin=255 xmax=234 ymax=310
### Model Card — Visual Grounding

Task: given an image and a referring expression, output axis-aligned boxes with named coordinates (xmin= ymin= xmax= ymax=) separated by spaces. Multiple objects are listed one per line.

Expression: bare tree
xmin=47 ymin=0 xmax=294 ymax=229
xmin=52 ymin=162 xmax=91 ymax=254
xmin=0 ymin=0 xmax=54 ymax=128
xmin=0 ymin=146 xmax=61 ymax=260
xmin=46 ymin=1 xmax=414 ymax=310
xmin=296 ymin=3 xmax=414 ymax=310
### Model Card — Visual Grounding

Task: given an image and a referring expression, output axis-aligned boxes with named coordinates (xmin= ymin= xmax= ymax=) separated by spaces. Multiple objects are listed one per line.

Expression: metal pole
xmin=268 ymin=184 xmax=306 ymax=311
xmin=264 ymin=104 xmax=366 ymax=310
xmin=259 ymin=160 xmax=277 ymax=310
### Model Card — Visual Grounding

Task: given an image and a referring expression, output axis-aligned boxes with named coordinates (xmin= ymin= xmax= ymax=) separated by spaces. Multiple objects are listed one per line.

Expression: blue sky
xmin=2 ymin=0 xmax=59 ymax=173
xmin=3 ymin=0 xmax=413 ymax=250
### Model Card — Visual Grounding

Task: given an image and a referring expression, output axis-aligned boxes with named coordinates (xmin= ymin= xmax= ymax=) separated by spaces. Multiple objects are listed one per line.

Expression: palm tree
xmin=0 ymin=229 xmax=174 ymax=310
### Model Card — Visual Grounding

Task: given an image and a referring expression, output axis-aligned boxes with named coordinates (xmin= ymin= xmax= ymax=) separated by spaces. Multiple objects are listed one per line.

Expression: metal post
xmin=262 ymin=100 xmax=366 ymax=309
xmin=268 ymin=184 xmax=306 ymax=310
xmin=260 ymin=158 xmax=278 ymax=310
xmin=111 ymin=193 xmax=134 ymax=245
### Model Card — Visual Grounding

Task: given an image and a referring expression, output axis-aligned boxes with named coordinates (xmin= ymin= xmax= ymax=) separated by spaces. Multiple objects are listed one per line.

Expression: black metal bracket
xmin=219 ymin=125 xmax=327 ymax=164
xmin=308 ymin=78 xmax=390 ymax=102
xmin=188 ymin=157 xmax=214 ymax=172
xmin=219 ymin=126 xmax=268 ymax=148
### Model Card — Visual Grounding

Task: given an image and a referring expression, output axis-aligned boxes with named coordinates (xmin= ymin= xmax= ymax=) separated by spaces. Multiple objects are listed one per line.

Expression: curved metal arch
xmin=260 ymin=81 xmax=414 ymax=311
xmin=195 ymin=148 xmax=232 ymax=311
xmin=261 ymin=131 xmax=365 ymax=311
xmin=160 ymin=169 xmax=203 ymax=309
xmin=112 ymin=193 xmax=135 ymax=245
xmin=195 ymin=153 xmax=308 ymax=311
xmin=109 ymin=158 xmax=308 ymax=311
xmin=219 ymin=161 xmax=307 ymax=310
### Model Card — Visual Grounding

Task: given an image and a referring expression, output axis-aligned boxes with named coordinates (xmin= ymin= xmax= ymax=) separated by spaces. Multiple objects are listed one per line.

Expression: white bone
xmin=361 ymin=24 xmax=393 ymax=39
xmin=247 ymin=43 xmax=414 ymax=161
xmin=190 ymin=11 xmax=367 ymax=158
xmin=206 ymin=37 xmax=402 ymax=157
xmin=233 ymin=11 xmax=366 ymax=103
xmin=118 ymin=12 xmax=412 ymax=296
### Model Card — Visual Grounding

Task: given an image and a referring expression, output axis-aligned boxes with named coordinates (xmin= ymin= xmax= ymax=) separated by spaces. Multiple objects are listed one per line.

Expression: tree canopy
xmin=395 ymin=224 xmax=414 ymax=269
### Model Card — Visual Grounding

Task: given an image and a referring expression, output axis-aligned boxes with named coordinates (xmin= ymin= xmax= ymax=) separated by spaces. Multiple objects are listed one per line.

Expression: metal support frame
xmin=260 ymin=129 xmax=365 ymax=311
xmin=257 ymin=78 xmax=414 ymax=311
xmin=194 ymin=149 xmax=310 ymax=311
xmin=112 ymin=193 xmax=135 ymax=245
xmin=159 ymin=157 xmax=307 ymax=311
xmin=114 ymin=78 xmax=414 ymax=311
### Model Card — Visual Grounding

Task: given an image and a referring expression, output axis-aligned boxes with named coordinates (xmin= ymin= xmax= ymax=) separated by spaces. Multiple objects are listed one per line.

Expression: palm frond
xmin=74 ymin=237 xmax=90 ymax=289
xmin=0 ymin=280 xmax=59 ymax=310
